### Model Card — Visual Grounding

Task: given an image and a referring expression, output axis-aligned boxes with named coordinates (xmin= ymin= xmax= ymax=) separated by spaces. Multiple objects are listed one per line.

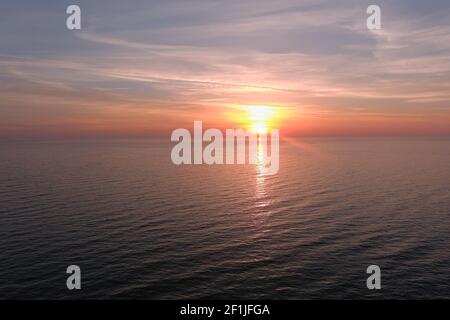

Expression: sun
xmin=245 ymin=105 xmax=276 ymax=134
xmin=251 ymin=122 xmax=268 ymax=134
xmin=226 ymin=104 xmax=282 ymax=134
xmin=247 ymin=105 xmax=274 ymax=122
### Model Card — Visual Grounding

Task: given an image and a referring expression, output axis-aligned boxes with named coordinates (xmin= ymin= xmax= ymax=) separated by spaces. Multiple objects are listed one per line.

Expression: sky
xmin=1 ymin=0 xmax=450 ymax=139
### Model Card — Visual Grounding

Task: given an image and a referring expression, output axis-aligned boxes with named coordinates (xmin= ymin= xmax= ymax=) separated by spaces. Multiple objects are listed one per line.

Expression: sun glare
xmin=251 ymin=122 xmax=268 ymax=134
xmin=245 ymin=105 xmax=277 ymax=134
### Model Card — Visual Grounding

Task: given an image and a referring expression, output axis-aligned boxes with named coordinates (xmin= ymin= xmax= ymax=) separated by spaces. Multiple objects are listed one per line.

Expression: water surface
xmin=1 ymin=138 xmax=449 ymax=299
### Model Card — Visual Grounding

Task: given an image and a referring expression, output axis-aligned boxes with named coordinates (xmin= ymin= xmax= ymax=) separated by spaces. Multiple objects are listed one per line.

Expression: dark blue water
xmin=1 ymin=138 xmax=449 ymax=299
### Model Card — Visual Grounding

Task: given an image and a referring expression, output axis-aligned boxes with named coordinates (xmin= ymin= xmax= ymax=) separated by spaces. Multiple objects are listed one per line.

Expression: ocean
xmin=1 ymin=137 xmax=449 ymax=299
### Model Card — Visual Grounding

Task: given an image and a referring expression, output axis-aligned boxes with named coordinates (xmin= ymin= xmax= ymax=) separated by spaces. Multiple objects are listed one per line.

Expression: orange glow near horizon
xmin=228 ymin=105 xmax=285 ymax=134
xmin=247 ymin=105 xmax=274 ymax=134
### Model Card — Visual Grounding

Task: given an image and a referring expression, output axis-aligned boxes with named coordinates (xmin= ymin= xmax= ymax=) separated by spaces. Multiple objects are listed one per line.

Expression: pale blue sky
xmin=1 ymin=0 xmax=450 ymax=138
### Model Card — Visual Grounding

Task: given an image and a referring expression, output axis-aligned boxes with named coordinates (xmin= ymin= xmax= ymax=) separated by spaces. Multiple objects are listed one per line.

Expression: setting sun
xmin=245 ymin=105 xmax=277 ymax=134
xmin=251 ymin=122 xmax=269 ymax=134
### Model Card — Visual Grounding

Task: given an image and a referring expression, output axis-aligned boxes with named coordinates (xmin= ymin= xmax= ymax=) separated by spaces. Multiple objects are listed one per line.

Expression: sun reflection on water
xmin=255 ymin=137 xmax=271 ymax=207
